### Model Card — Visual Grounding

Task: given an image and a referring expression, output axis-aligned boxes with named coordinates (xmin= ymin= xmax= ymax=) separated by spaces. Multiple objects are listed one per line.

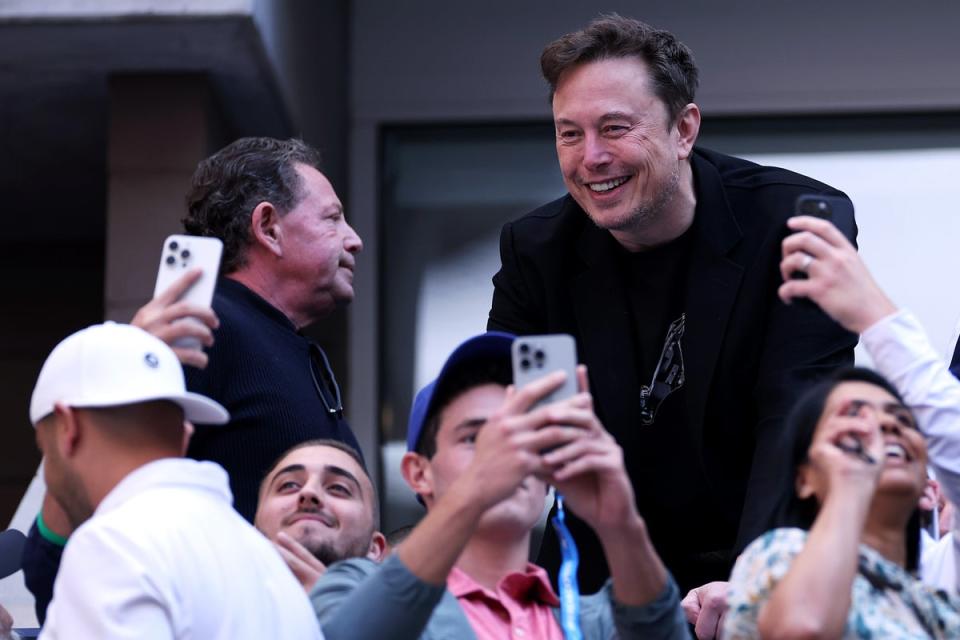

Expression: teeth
xmin=588 ymin=176 xmax=628 ymax=192
xmin=885 ymin=443 xmax=907 ymax=459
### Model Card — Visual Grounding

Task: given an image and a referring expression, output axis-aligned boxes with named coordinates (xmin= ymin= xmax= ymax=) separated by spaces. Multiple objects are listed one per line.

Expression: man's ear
xmin=400 ymin=451 xmax=433 ymax=504
xmin=250 ymin=201 xmax=284 ymax=257
xmin=52 ymin=403 xmax=83 ymax=459
xmin=674 ymin=102 xmax=701 ymax=160
xmin=367 ymin=531 xmax=387 ymax=561
xmin=181 ymin=421 xmax=195 ymax=456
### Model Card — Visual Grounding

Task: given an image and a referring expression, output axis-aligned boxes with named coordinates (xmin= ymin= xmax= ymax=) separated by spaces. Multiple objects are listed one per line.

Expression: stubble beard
xmin=299 ymin=526 xmax=373 ymax=566
xmin=588 ymin=168 xmax=681 ymax=238
xmin=49 ymin=467 xmax=95 ymax=530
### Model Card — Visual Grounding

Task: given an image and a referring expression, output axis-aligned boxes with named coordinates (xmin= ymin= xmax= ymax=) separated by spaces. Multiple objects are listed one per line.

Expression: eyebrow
xmin=269 ymin=463 xmax=306 ymax=488
xmin=846 ymin=398 xmax=915 ymax=422
xmin=323 ymin=464 xmax=363 ymax=493
xmin=453 ymin=417 xmax=488 ymax=432
xmin=556 ymin=112 xmax=635 ymax=127
xmin=885 ymin=402 xmax=915 ymax=419
xmin=268 ymin=462 xmax=363 ymax=494
xmin=598 ymin=111 xmax=634 ymax=122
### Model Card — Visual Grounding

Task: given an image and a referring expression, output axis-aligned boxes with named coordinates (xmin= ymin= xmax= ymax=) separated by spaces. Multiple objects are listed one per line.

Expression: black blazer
xmin=488 ymin=147 xmax=858 ymax=591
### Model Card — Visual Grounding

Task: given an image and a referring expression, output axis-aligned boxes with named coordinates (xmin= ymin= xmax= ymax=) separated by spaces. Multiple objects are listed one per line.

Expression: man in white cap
xmin=30 ymin=322 xmax=322 ymax=639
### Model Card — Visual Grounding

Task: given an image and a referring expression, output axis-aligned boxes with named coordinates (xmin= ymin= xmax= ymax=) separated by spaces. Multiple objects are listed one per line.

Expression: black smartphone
xmin=790 ymin=194 xmax=856 ymax=280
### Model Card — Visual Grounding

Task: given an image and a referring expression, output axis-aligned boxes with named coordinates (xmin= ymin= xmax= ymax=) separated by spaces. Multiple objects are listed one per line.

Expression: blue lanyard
xmin=551 ymin=493 xmax=583 ymax=640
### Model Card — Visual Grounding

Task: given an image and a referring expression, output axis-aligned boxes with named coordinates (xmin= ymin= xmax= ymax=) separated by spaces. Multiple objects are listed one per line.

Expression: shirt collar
xmin=448 ymin=563 xmax=560 ymax=607
xmin=219 ymin=277 xmax=299 ymax=332
xmin=96 ymin=458 xmax=233 ymax=517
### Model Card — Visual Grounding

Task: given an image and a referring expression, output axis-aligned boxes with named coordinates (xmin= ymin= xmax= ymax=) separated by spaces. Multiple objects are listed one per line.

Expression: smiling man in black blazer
xmin=487 ymin=14 xmax=857 ymax=616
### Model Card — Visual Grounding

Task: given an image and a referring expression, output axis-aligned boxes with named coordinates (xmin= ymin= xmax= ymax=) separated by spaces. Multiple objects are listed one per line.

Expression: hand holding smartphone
xmin=789 ymin=194 xmax=855 ymax=281
xmin=152 ymin=234 xmax=223 ymax=350
xmin=511 ymin=334 xmax=579 ymax=409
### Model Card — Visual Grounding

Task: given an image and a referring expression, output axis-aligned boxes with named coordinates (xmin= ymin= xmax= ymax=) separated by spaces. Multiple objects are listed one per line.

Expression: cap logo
xmin=144 ymin=353 xmax=160 ymax=368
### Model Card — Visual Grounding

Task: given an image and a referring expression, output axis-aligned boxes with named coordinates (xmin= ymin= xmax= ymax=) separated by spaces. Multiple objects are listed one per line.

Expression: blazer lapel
xmin=681 ymin=153 xmax=745 ymax=449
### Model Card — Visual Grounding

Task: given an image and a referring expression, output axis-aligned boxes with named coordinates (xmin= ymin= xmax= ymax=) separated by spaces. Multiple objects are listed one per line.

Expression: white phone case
xmin=511 ymin=334 xmax=579 ymax=409
xmin=153 ymin=234 xmax=223 ymax=349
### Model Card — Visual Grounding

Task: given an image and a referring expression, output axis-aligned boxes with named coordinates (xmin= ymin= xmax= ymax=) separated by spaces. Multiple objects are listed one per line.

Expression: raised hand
xmin=275 ymin=531 xmax=326 ymax=592
xmin=131 ymin=267 xmax=219 ymax=368
xmin=779 ymin=215 xmax=896 ymax=333
xmin=541 ymin=366 xmax=637 ymax=535
xmin=458 ymin=370 xmax=585 ymax=510
xmin=806 ymin=398 xmax=886 ymax=497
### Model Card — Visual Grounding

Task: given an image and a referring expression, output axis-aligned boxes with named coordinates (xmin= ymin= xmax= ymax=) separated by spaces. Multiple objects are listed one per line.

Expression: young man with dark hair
xmin=181 ymin=136 xmax=364 ymax=521
xmin=489 ymin=14 xmax=858 ymax=611
xmin=255 ymin=439 xmax=387 ymax=591
xmin=311 ymin=332 xmax=689 ymax=639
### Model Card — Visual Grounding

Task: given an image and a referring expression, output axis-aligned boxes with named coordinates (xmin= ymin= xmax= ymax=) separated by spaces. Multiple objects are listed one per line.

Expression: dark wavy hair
xmin=540 ymin=13 xmax=698 ymax=124
xmin=775 ymin=367 xmax=921 ymax=572
xmin=183 ymin=137 xmax=323 ymax=274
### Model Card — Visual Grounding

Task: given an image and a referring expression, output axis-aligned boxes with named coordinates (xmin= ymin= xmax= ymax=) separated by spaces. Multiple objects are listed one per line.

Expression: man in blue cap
xmin=310 ymin=332 xmax=689 ymax=639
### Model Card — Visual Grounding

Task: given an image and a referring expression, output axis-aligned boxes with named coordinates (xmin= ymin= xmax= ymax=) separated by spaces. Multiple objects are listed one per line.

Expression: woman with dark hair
xmin=723 ymin=366 xmax=960 ymax=638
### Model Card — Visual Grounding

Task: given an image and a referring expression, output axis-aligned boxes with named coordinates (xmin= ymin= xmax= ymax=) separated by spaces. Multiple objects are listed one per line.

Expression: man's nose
xmin=344 ymin=222 xmax=363 ymax=254
xmin=298 ymin=486 xmax=321 ymax=507
xmin=583 ymin=132 xmax=613 ymax=171
xmin=879 ymin=415 xmax=903 ymax=436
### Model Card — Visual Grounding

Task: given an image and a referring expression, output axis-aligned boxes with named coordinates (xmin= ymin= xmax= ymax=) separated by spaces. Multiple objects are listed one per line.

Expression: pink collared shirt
xmin=447 ymin=563 xmax=565 ymax=640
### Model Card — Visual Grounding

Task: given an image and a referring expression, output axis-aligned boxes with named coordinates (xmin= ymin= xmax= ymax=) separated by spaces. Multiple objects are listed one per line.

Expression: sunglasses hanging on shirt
xmin=639 ymin=313 xmax=686 ymax=426
xmin=309 ymin=343 xmax=344 ymax=419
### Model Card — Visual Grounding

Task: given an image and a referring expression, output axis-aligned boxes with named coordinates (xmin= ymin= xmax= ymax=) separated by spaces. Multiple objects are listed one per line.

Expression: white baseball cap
xmin=30 ymin=322 xmax=229 ymax=426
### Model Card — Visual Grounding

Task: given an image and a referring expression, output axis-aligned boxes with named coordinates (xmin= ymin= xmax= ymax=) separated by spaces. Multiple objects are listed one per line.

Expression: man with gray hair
xmin=31 ymin=322 xmax=322 ymax=639
xmin=182 ymin=137 xmax=364 ymax=522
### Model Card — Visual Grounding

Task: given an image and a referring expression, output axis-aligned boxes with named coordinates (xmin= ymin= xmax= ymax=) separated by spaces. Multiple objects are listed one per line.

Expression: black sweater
xmin=186 ymin=278 xmax=361 ymax=521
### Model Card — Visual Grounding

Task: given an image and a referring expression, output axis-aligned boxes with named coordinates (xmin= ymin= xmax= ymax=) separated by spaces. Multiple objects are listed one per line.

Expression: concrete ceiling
xmin=0 ymin=15 xmax=293 ymax=245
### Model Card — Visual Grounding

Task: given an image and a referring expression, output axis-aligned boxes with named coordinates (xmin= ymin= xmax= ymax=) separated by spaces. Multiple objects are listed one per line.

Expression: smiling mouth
xmin=586 ymin=176 xmax=630 ymax=193
xmin=288 ymin=511 xmax=336 ymax=527
xmin=884 ymin=442 xmax=912 ymax=462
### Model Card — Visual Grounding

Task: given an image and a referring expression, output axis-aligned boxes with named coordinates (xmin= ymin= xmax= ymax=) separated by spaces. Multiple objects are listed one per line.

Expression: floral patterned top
xmin=724 ymin=528 xmax=960 ymax=639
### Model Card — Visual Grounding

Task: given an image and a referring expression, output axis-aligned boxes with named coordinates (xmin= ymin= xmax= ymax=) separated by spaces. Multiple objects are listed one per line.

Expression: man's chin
xmin=478 ymin=498 xmax=543 ymax=536
xmin=331 ymin=284 xmax=356 ymax=307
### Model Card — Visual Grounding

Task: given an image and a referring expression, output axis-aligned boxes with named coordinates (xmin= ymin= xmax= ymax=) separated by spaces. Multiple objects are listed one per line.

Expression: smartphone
xmin=790 ymin=194 xmax=856 ymax=280
xmin=795 ymin=193 xmax=855 ymax=236
xmin=153 ymin=234 xmax=223 ymax=349
xmin=511 ymin=334 xmax=579 ymax=410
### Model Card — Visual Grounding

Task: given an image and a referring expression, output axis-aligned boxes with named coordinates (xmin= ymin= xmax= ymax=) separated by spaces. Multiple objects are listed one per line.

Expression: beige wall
xmin=105 ymin=74 xmax=222 ymax=322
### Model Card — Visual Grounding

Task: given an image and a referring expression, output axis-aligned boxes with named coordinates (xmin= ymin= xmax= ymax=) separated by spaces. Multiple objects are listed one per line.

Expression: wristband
xmin=37 ymin=512 xmax=68 ymax=547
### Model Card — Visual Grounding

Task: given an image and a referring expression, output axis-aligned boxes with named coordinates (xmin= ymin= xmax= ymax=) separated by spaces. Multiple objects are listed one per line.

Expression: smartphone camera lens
xmin=800 ymin=199 xmax=831 ymax=216
xmin=165 ymin=255 xmax=176 ymax=266
xmin=520 ymin=358 xmax=531 ymax=370
xmin=169 ymin=241 xmax=179 ymax=251
xmin=534 ymin=349 xmax=545 ymax=362
xmin=519 ymin=343 xmax=530 ymax=354
xmin=181 ymin=249 xmax=191 ymax=259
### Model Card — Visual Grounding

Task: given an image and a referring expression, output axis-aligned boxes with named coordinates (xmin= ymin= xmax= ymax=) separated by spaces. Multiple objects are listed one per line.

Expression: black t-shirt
xmin=612 ymin=229 xmax=728 ymax=577
xmin=616 ymin=229 xmax=691 ymax=385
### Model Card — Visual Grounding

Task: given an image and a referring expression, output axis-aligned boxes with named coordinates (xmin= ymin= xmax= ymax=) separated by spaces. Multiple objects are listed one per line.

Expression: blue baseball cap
xmin=406 ymin=331 xmax=515 ymax=453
